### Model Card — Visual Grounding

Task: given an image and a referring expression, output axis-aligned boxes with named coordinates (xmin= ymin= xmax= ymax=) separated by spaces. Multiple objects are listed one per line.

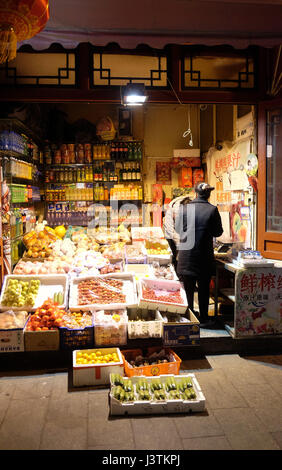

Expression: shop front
xmin=0 ymin=9 xmax=281 ymax=363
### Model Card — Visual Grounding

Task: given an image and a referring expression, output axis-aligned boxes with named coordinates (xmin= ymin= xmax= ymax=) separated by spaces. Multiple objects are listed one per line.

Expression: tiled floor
xmin=0 ymin=353 xmax=282 ymax=450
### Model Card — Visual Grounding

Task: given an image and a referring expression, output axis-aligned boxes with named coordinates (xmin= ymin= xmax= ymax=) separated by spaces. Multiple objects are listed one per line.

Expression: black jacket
xmin=175 ymin=196 xmax=223 ymax=277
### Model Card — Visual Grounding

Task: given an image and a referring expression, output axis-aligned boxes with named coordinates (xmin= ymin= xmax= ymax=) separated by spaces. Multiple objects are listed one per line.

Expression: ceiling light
xmin=122 ymin=83 xmax=147 ymax=106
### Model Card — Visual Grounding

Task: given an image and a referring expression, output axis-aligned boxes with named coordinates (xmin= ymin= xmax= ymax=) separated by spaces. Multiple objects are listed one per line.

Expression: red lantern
xmin=0 ymin=0 xmax=49 ymax=64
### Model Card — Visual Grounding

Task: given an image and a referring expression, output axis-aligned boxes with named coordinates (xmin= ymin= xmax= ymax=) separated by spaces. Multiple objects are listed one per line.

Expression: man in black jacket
xmin=175 ymin=182 xmax=223 ymax=328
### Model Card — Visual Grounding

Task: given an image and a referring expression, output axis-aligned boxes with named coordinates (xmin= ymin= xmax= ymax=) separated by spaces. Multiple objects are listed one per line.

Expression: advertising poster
xmin=235 ymin=267 xmax=282 ymax=337
xmin=156 ymin=162 xmax=171 ymax=185
xmin=152 ymin=184 xmax=164 ymax=227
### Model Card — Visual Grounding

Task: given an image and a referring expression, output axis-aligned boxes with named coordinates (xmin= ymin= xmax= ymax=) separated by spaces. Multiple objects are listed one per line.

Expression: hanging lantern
xmin=0 ymin=0 xmax=49 ymax=64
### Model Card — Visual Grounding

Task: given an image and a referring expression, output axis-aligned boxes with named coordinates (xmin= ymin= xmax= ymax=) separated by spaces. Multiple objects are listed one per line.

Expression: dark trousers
xmin=166 ymin=238 xmax=178 ymax=270
xmin=181 ymin=274 xmax=211 ymax=322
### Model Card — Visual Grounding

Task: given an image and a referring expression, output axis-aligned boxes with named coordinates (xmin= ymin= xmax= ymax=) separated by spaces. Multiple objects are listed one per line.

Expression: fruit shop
xmin=0 ymin=19 xmax=282 ymax=414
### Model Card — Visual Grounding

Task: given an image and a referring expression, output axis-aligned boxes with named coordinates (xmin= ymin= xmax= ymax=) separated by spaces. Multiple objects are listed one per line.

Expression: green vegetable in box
xmin=150 ymin=378 xmax=163 ymax=392
xmin=168 ymin=389 xmax=181 ymax=400
xmin=153 ymin=389 xmax=166 ymax=401
xmin=177 ymin=377 xmax=193 ymax=392
xmin=137 ymin=389 xmax=150 ymax=401
xmin=165 ymin=377 xmax=177 ymax=391
xmin=123 ymin=380 xmax=133 ymax=393
xmin=136 ymin=379 xmax=149 ymax=392
xmin=182 ymin=387 xmax=196 ymax=400
xmin=111 ymin=374 xmax=124 ymax=387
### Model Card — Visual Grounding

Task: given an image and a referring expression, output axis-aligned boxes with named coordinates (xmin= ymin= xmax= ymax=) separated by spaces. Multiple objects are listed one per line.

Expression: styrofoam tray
xmin=69 ymin=273 xmax=138 ymax=311
xmin=109 ymin=373 xmax=206 ymax=415
xmin=149 ymin=264 xmax=178 ymax=281
xmin=0 ymin=274 xmax=69 ymax=312
xmin=124 ymin=264 xmax=151 ymax=278
xmin=131 ymin=227 xmax=164 ymax=241
xmin=137 ymin=278 xmax=188 ymax=314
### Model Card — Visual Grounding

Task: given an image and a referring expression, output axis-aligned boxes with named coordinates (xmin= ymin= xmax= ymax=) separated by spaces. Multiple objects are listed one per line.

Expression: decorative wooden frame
xmin=258 ymin=98 xmax=282 ymax=260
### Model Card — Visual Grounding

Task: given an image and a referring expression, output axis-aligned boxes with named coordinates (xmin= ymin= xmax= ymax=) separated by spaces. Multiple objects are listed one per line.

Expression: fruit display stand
xmin=127 ymin=309 xmax=164 ymax=339
xmin=72 ymin=347 xmax=124 ymax=387
xmin=121 ymin=347 xmax=181 ymax=377
xmin=109 ymin=373 xmax=206 ymax=416
xmin=137 ymin=278 xmax=188 ymax=314
xmin=0 ymin=274 xmax=69 ymax=312
xmin=68 ymin=273 xmax=138 ymax=311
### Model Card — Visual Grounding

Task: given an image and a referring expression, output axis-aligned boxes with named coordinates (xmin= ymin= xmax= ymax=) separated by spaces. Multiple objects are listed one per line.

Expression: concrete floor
xmin=0 ymin=353 xmax=282 ymax=451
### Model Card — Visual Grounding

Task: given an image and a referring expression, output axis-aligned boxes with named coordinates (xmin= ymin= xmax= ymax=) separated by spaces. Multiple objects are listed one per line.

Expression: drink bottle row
xmin=45 ymin=162 xmax=141 ymax=183
xmin=43 ymin=141 xmax=142 ymax=165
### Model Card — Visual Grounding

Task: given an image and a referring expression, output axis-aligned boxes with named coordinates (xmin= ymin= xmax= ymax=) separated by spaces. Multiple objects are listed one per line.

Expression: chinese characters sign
xmin=235 ymin=267 xmax=282 ymax=337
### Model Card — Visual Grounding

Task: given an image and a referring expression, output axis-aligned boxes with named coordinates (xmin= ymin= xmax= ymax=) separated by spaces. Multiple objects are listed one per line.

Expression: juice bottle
xmin=104 ymin=186 xmax=109 ymax=200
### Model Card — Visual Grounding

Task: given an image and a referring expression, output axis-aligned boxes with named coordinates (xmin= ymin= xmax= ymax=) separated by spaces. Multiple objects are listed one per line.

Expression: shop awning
xmin=20 ymin=0 xmax=282 ymax=50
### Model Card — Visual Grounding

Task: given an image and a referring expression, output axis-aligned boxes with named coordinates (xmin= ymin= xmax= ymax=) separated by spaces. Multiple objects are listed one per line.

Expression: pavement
xmin=0 ymin=353 xmax=282 ymax=451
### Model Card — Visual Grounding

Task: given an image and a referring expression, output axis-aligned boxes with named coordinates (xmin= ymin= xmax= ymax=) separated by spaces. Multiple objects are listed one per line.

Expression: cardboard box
xmin=173 ymin=149 xmax=200 ymax=159
xmin=24 ymin=325 xmax=60 ymax=351
xmin=72 ymin=347 xmax=124 ymax=387
xmin=127 ymin=309 xmax=164 ymax=339
xmin=59 ymin=324 xmax=94 ymax=351
xmin=162 ymin=310 xmax=200 ymax=346
xmin=0 ymin=311 xmax=28 ymax=353
xmin=178 ymin=167 xmax=193 ymax=188
xmin=0 ymin=328 xmax=25 ymax=353
xmin=93 ymin=310 xmax=128 ymax=346
xmin=109 ymin=373 xmax=206 ymax=415
xmin=122 ymin=347 xmax=181 ymax=377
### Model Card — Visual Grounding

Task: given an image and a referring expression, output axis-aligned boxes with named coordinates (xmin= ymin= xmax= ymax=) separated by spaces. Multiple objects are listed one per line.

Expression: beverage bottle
xmin=133 ymin=143 xmax=138 ymax=161
xmin=124 ymin=142 xmax=128 ymax=161
xmin=132 ymin=162 xmax=136 ymax=181
xmin=127 ymin=163 xmax=132 ymax=181
xmin=119 ymin=142 xmax=123 ymax=161
xmin=104 ymin=185 xmax=109 ymax=200
xmin=127 ymin=142 xmax=132 ymax=161
xmin=137 ymin=143 xmax=142 ymax=161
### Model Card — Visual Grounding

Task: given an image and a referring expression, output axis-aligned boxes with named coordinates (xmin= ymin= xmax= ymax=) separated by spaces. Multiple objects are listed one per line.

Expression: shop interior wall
xmin=54 ymin=102 xmax=201 ymax=203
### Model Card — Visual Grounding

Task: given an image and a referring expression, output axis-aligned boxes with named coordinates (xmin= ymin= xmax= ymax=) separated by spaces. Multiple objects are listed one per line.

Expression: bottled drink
xmin=133 ymin=143 xmax=138 ymax=161
xmin=137 ymin=143 xmax=142 ymax=161
xmin=123 ymin=142 xmax=128 ymax=161
xmin=128 ymin=143 xmax=132 ymax=161
xmin=119 ymin=142 xmax=124 ymax=161
xmin=127 ymin=163 xmax=132 ymax=181
xmin=132 ymin=162 xmax=136 ymax=181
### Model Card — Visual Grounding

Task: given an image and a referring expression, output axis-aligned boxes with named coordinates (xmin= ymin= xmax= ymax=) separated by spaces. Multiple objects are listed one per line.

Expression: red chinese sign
xmin=214 ymin=151 xmax=241 ymax=172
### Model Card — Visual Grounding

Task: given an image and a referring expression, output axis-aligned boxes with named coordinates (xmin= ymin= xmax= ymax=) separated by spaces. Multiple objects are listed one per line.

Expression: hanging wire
xmin=167 ymin=77 xmax=193 ymax=147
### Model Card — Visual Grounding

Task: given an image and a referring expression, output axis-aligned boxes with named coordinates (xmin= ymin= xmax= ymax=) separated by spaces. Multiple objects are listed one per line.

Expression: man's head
xmin=195 ymin=182 xmax=215 ymax=199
